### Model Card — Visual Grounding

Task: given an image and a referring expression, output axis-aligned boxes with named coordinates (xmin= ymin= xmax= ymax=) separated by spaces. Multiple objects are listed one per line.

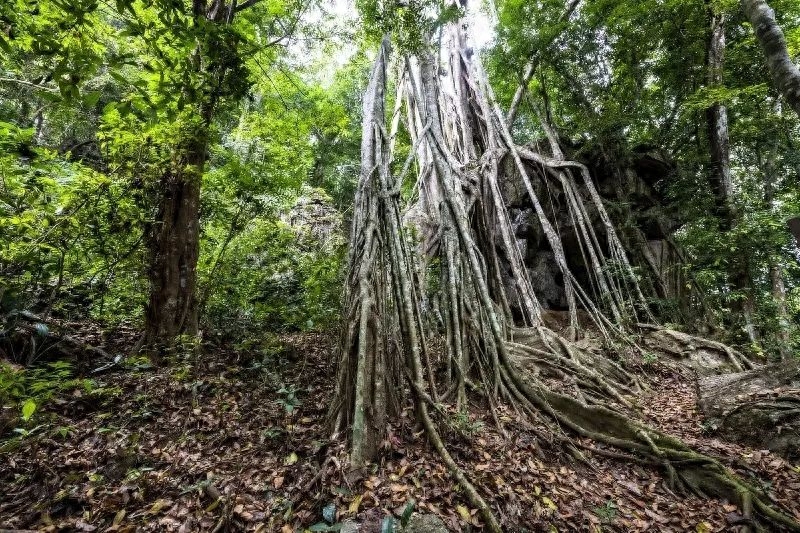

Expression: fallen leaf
xmin=349 ymin=494 xmax=363 ymax=514
xmin=696 ymin=521 xmax=712 ymax=533
xmin=541 ymin=496 xmax=558 ymax=512
xmin=112 ymin=509 xmax=126 ymax=526
xmin=149 ymin=499 xmax=172 ymax=514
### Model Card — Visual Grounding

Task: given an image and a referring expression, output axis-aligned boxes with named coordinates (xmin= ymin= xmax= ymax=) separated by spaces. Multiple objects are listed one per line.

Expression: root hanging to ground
xmin=330 ymin=14 xmax=800 ymax=533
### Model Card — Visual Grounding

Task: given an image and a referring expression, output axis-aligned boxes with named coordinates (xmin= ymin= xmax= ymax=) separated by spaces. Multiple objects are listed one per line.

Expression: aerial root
xmin=406 ymin=331 xmax=800 ymax=531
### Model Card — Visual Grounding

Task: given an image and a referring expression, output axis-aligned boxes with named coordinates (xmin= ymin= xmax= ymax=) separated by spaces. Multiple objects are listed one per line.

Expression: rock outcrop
xmin=499 ymin=145 xmax=685 ymax=315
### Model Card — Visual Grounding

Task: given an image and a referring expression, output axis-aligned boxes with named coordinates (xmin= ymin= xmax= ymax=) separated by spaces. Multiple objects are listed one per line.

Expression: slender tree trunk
xmin=769 ymin=263 xmax=791 ymax=360
xmin=705 ymin=7 xmax=759 ymax=345
xmin=761 ymin=148 xmax=792 ymax=360
xmin=739 ymin=273 xmax=760 ymax=347
xmin=705 ymin=9 xmax=735 ymax=224
xmin=741 ymin=0 xmax=800 ymax=117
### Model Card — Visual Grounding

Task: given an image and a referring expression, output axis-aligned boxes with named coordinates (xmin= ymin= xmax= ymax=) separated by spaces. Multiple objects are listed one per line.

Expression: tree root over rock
xmin=513 ymin=371 xmax=800 ymax=531
xmin=699 ymin=359 xmax=800 ymax=460
xmin=638 ymin=323 xmax=753 ymax=374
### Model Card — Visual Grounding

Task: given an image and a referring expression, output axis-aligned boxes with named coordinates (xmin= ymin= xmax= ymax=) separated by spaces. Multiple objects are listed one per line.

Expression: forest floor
xmin=1 ymin=329 xmax=800 ymax=532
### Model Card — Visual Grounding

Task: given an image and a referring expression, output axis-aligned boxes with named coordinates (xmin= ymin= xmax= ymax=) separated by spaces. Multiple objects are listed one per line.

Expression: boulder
xmin=285 ymin=186 xmax=343 ymax=246
xmin=528 ymin=251 xmax=567 ymax=310
xmin=698 ymin=360 xmax=800 ymax=460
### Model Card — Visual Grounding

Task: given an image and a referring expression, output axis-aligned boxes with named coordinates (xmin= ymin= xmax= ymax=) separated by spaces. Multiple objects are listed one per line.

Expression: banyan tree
xmin=329 ymin=6 xmax=800 ymax=531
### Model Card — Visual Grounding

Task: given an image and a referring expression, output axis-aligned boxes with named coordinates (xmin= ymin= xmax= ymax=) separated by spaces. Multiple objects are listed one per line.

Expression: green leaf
xmin=83 ymin=91 xmax=101 ymax=107
xmin=0 ymin=33 xmax=11 ymax=54
xmin=109 ymin=70 xmax=129 ymax=87
xmin=541 ymin=496 xmax=558 ymax=511
xmin=21 ymin=399 xmax=37 ymax=421
xmin=400 ymin=499 xmax=415 ymax=527
xmin=380 ymin=516 xmax=394 ymax=533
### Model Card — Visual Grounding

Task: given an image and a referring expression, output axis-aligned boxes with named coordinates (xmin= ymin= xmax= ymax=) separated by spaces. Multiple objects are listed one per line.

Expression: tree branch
xmin=741 ymin=0 xmax=800 ymax=117
xmin=506 ymin=0 xmax=582 ymax=127
xmin=0 ymin=77 xmax=58 ymax=93
xmin=234 ymin=0 xmax=262 ymax=12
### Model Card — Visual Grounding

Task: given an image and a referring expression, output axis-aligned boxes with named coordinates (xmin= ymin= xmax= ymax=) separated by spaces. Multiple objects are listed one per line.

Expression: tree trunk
xmin=142 ymin=0 xmax=249 ymax=349
xmin=705 ymin=10 xmax=735 ymax=224
xmin=144 ymin=127 xmax=207 ymax=347
xmin=762 ymin=147 xmax=793 ymax=360
xmin=769 ymin=263 xmax=792 ymax=360
xmin=333 ymin=11 xmax=800 ymax=530
xmin=331 ymin=37 xmax=394 ymax=468
xmin=739 ymin=273 xmax=760 ymax=347
xmin=705 ymin=8 xmax=758 ymax=345
xmin=741 ymin=0 xmax=800 ymax=117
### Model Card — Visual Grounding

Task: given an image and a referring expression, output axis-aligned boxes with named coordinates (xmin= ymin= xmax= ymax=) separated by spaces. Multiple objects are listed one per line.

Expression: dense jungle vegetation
xmin=1 ymin=0 xmax=800 ymax=531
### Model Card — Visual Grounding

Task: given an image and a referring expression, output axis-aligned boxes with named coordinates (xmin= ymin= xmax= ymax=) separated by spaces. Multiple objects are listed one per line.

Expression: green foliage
xmin=0 ymin=0 xmax=353 ymax=336
xmin=200 ymin=208 xmax=344 ymax=335
xmin=0 ymin=121 xmax=147 ymax=320
xmin=0 ymin=360 xmax=104 ymax=430
xmin=674 ymin=171 xmax=800 ymax=353
xmin=20 ymin=398 xmax=36 ymax=421
xmin=356 ymin=0 xmax=463 ymax=52
xmin=593 ymin=499 xmax=617 ymax=523
xmin=487 ymin=0 xmax=800 ymax=356
xmin=641 ymin=351 xmax=659 ymax=366
xmin=277 ymin=384 xmax=301 ymax=415
xmin=449 ymin=409 xmax=484 ymax=438
xmin=0 ymin=0 xmax=796 ymax=372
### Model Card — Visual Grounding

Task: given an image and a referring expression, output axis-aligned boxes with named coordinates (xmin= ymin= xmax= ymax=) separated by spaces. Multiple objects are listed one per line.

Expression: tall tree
xmin=705 ymin=4 xmax=760 ymax=345
xmin=333 ymin=3 xmax=798 ymax=529
xmin=142 ymin=0 xmax=256 ymax=347
xmin=760 ymin=145 xmax=793 ymax=360
xmin=706 ymin=7 xmax=734 ymax=224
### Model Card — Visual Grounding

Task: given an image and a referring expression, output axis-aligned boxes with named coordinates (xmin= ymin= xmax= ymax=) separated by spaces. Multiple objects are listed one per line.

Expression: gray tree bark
xmin=705 ymin=10 xmax=735 ymax=223
xmin=741 ymin=0 xmax=800 ymax=116
xmin=761 ymin=148 xmax=793 ymax=361
xmin=704 ymin=6 xmax=759 ymax=346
